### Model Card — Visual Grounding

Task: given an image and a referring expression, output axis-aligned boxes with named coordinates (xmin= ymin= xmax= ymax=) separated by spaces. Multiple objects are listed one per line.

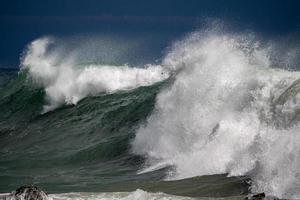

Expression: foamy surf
xmin=0 ymin=189 xmax=196 ymax=200
xmin=49 ymin=190 xmax=194 ymax=200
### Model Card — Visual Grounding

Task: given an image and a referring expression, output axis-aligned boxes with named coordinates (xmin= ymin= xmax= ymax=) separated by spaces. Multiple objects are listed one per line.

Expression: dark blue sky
xmin=0 ymin=0 xmax=299 ymax=68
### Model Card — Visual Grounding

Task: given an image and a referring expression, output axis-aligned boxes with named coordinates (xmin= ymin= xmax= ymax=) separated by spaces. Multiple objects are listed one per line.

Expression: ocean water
xmin=0 ymin=28 xmax=300 ymax=199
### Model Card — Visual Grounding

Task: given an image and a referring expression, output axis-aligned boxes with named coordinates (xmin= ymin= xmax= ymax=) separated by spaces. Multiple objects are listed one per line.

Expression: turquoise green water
xmin=0 ymin=70 xmax=249 ymax=198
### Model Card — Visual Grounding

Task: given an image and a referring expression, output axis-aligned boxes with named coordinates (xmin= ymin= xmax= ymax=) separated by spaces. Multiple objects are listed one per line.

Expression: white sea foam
xmin=48 ymin=189 xmax=193 ymax=200
xmin=21 ymin=38 xmax=169 ymax=112
xmin=0 ymin=189 xmax=194 ymax=200
xmin=132 ymin=32 xmax=300 ymax=198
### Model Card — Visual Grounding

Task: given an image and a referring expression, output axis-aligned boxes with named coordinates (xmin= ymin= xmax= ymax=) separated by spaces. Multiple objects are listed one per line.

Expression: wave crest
xmin=21 ymin=38 xmax=169 ymax=112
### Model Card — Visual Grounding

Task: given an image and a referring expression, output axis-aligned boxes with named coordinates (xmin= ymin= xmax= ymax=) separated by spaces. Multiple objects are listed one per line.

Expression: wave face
xmin=21 ymin=38 xmax=168 ymax=112
xmin=132 ymin=32 xmax=300 ymax=198
xmin=0 ymin=70 xmax=168 ymax=193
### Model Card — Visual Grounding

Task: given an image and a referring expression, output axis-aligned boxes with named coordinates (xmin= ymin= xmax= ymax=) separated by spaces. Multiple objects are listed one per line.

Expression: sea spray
xmin=132 ymin=32 xmax=300 ymax=198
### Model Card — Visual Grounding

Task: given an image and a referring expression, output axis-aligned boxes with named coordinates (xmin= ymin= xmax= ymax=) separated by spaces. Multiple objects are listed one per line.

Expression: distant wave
xmin=21 ymin=38 xmax=169 ymax=112
xmin=132 ymin=31 xmax=300 ymax=198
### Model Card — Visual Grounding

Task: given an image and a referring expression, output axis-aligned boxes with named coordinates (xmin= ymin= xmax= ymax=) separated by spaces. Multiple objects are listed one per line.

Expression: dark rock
xmin=10 ymin=186 xmax=48 ymax=200
xmin=253 ymin=193 xmax=266 ymax=199
xmin=246 ymin=192 xmax=266 ymax=200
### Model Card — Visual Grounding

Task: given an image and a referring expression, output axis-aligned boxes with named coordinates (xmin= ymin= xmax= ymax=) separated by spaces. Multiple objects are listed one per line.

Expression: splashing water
xmin=13 ymin=31 xmax=300 ymax=198
xmin=132 ymin=32 xmax=300 ymax=198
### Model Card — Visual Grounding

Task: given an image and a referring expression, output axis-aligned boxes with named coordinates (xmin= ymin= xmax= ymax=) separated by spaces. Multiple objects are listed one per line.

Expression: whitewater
xmin=1 ymin=29 xmax=300 ymax=199
xmin=133 ymin=32 xmax=300 ymax=198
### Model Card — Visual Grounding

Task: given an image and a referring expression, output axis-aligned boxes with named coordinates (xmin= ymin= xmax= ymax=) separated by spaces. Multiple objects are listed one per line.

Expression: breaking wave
xmin=132 ymin=32 xmax=300 ymax=198
xmin=1 ymin=29 xmax=300 ymax=199
xmin=21 ymin=38 xmax=169 ymax=112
